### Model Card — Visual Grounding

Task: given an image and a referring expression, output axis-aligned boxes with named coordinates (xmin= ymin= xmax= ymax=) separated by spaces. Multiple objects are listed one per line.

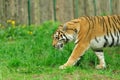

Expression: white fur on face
xmin=65 ymin=32 xmax=77 ymax=42
xmin=66 ymin=34 xmax=74 ymax=41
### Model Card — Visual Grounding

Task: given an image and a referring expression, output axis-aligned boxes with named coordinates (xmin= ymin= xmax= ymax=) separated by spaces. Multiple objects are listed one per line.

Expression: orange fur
xmin=52 ymin=15 xmax=120 ymax=69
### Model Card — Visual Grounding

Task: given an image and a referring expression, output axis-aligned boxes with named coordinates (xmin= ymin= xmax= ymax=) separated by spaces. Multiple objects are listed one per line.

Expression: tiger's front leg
xmin=59 ymin=42 xmax=89 ymax=69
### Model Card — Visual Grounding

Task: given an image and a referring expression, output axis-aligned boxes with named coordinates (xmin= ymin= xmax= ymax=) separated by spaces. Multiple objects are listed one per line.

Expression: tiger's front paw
xmin=59 ymin=65 xmax=67 ymax=69
xmin=59 ymin=63 xmax=73 ymax=69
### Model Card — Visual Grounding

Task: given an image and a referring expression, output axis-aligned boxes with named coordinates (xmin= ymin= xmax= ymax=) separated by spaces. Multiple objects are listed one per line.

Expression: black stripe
xmin=94 ymin=17 xmax=97 ymax=25
xmin=84 ymin=17 xmax=91 ymax=36
xmin=94 ymin=49 xmax=103 ymax=52
xmin=102 ymin=17 xmax=109 ymax=36
xmin=63 ymin=33 xmax=69 ymax=43
xmin=95 ymin=37 xmax=99 ymax=43
xmin=118 ymin=29 xmax=120 ymax=35
xmin=96 ymin=16 xmax=100 ymax=23
xmin=112 ymin=16 xmax=118 ymax=23
xmin=111 ymin=17 xmax=119 ymax=36
xmin=113 ymin=17 xmax=120 ymax=45
xmin=101 ymin=16 xmax=106 ymax=32
xmin=112 ymin=16 xmax=120 ymax=35
xmin=107 ymin=16 xmax=112 ymax=28
xmin=58 ymin=31 xmax=60 ymax=39
xmin=112 ymin=16 xmax=118 ymax=29
xmin=104 ymin=35 xmax=108 ymax=47
xmin=116 ymin=32 xmax=119 ymax=45
xmin=91 ymin=17 xmax=95 ymax=29
xmin=109 ymin=32 xmax=114 ymax=47
xmin=118 ymin=16 xmax=120 ymax=20
xmin=59 ymin=31 xmax=69 ymax=43
xmin=114 ymin=16 xmax=120 ymax=25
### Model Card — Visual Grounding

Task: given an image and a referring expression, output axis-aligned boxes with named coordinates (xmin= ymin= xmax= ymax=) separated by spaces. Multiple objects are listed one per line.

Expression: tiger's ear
xmin=58 ymin=24 xmax=63 ymax=30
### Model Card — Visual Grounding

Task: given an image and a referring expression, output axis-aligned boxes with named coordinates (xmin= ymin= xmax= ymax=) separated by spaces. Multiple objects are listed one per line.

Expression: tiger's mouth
xmin=55 ymin=43 xmax=64 ymax=50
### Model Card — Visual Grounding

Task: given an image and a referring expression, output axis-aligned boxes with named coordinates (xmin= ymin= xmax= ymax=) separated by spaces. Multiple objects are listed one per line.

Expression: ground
xmin=0 ymin=21 xmax=120 ymax=80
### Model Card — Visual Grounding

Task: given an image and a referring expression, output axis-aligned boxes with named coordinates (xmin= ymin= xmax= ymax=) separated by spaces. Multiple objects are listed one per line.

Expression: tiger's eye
xmin=60 ymin=35 xmax=62 ymax=37
xmin=55 ymin=37 xmax=59 ymax=39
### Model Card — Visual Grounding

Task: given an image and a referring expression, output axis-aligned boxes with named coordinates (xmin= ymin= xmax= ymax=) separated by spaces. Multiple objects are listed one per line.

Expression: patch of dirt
xmin=112 ymin=70 xmax=120 ymax=74
xmin=93 ymin=74 xmax=114 ymax=80
xmin=32 ymin=70 xmax=119 ymax=80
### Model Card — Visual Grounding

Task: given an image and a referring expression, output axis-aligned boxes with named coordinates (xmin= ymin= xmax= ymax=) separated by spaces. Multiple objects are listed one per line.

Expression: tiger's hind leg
xmin=94 ymin=50 xmax=106 ymax=69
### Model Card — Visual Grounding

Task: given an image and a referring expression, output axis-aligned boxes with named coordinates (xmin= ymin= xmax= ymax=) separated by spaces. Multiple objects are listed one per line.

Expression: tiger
xmin=52 ymin=15 xmax=120 ymax=69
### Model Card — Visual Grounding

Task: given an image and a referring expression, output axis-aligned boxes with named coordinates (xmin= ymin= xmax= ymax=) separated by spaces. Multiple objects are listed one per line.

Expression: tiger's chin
xmin=56 ymin=46 xmax=64 ymax=51
xmin=55 ymin=47 xmax=63 ymax=51
xmin=55 ymin=44 xmax=64 ymax=50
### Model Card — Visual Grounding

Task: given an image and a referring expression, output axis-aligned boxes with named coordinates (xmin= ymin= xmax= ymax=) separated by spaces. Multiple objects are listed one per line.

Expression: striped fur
xmin=52 ymin=15 xmax=120 ymax=69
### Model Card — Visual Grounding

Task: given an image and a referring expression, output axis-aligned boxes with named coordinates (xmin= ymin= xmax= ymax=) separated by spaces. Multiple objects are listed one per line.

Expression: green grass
xmin=0 ymin=21 xmax=120 ymax=80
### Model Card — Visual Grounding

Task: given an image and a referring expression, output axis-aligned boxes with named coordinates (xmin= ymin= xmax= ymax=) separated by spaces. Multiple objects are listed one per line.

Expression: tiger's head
xmin=52 ymin=19 xmax=80 ymax=49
